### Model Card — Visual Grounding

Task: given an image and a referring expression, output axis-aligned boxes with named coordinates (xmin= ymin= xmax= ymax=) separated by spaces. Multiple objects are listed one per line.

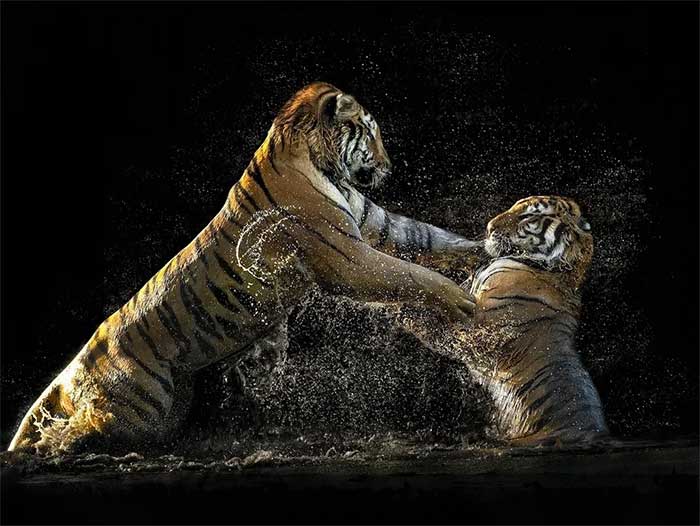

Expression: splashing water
xmin=235 ymin=207 xmax=301 ymax=283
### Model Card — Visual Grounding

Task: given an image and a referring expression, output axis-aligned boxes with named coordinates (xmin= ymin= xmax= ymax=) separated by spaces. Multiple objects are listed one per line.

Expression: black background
xmin=2 ymin=2 xmax=698 ymax=445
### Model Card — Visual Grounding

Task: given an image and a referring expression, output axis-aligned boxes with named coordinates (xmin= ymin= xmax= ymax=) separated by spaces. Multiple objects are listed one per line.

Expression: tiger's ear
xmin=335 ymin=94 xmax=360 ymax=121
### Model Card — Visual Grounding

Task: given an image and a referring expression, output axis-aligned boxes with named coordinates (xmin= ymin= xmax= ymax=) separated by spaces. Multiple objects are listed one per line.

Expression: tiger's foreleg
xmin=344 ymin=189 xmax=482 ymax=268
xmin=300 ymin=232 xmax=476 ymax=322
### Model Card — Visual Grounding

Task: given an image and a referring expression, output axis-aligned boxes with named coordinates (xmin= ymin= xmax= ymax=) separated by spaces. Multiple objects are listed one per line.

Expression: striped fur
xmin=9 ymin=82 xmax=479 ymax=454
xmin=468 ymin=196 xmax=608 ymax=445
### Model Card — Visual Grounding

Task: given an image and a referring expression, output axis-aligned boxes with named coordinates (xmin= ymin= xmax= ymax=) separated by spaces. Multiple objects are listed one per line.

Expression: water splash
xmin=235 ymin=207 xmax=301 ymax=283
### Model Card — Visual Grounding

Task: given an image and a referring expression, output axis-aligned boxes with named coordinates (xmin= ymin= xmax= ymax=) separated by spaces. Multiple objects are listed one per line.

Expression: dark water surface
xmin=2 ymin=438 xmax=698 ymax=524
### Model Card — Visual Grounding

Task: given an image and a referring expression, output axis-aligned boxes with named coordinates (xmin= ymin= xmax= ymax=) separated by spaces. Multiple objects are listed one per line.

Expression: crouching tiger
xmin=407 ymin=196 xmax=609 ymax=445
xmin=9 ymin=82 xmax=481 ymax=454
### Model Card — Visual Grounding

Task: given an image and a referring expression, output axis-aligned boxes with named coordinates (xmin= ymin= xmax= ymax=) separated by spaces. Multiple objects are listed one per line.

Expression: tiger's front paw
xmin=418 ymin=272 xmax=476 ymax=323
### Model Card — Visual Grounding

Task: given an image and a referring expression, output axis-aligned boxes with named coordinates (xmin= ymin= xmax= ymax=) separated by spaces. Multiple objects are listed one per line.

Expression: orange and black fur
xmin=9 ymin=82 xmax=480 ymax=454
xmin=467 ymin=196 xmax=607 ymax=444
xmin=409 ymin=196 xmax=608 ymax=445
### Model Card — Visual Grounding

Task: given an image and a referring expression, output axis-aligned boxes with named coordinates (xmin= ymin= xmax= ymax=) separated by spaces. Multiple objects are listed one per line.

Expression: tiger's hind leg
xmin=9 ymin=378 xmax=116 ymax=455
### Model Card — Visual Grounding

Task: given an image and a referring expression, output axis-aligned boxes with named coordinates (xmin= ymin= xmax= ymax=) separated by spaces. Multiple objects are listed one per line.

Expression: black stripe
xmin=269 ymin=149 xmax=284 ymax=179
xmin=195 ymin=238 xmax=209 ymax=269
xmin=118 ymin=334 xmax=174 ymax=395
xmin=85 ymin=339 xmax=109 ymax=367
xmin=511 ymin=315 xmax=560 ymax=330
xmin=550 ymin=319 xmax=577 ymax=335
xmin=108 ymin=386 xmax=157 ymax=424
xmin=507 ymin=354 xmax=560 ymax=384
xmin=324 ymin=218 xmax=363 ymax=241
xmin=409 ymin=223 xmax=419 ymax=249
xmin=206 ymin=278 xmax=241 ymax=313
xmin=155 ymin=304 xmax=192 ymax=361
xmin=237 ymin=184 xmax=262 ymax=212
xmin=489 ymin=294 xmax=563 ymax=313
xmin=135 ymin=322 xmax=165 ymax=360
xmin=538 ymin=217 xmax=554 ymax=241
xmin=532 ymin=393 xmax=576 ymax=432
xmin=218 ymin=227 xmax=237 ymax=246
xmin=225 ymin=209 xmax=246 ymax=229
xmin=483 ymin=262 xmax=540 ymax=281
xmin=288 ymin=215 xmax=356 ymax=263
xmin=233 ymin=185 xmax=255 ymax=215
xmin=213 ymin=251 xmax=245 ymax=286
xmin=212 ymin=242 xmax=270 ymax=289
xmin=526 ymin=388 xmax=556 ymax=413
xmin=122 ymin=374 xmax=168 ymax=417
xmin=228 ymin=285 xmax=257 ymax=314
xmin=306 ymin=180 xmax=356 ymax=223
xmin=377 ymin=212 xmax=391 ymax=247
xmin=359 ymin=196 xmax=371 ymax=227
xmin=413 ymin=222 xmax=424 ymax=250
xmin=513 ymin=362 xmax=561 ymax=399
xmin=201 ymin=320 xmax=288 ymax=369
xmin=553 ymin=221 xmax=567 ymax=243
xmin=129 ymin=286 xmax=142 ymax=309
xmin=425 ymin=225 xmax=433 ymax=252
xmin=247 ymin=158 xmax=278 ymax=207
xmin=344 ymin=125 xmax=361 ymax=163
xmin=483 ymin=301 xmax=541 ymax=316
xmin=179 ymin=281 xmax=224 ymax=341
xmin=85 ymin=340 xmax=166 ymax=420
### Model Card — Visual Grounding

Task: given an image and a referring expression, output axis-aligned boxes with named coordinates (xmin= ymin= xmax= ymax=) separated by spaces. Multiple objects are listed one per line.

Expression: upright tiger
xmin=9 ymin=82 xmax=481 ymax=454
xmin=408 ymin=196 xmax=608 ymax=445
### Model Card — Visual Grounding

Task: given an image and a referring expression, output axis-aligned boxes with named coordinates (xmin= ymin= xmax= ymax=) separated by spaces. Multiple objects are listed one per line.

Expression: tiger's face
xmin=271 ymin=83 xmax=393 ymax=189
xmin=484 ymin=196 xmax=593 ymax=282
xmin=332 ymin=93 xmax=392 ymax=189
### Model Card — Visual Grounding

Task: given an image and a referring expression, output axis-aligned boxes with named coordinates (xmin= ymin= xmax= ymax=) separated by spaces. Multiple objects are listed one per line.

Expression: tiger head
xmin=484 ymin=196 xmax=594 ymax=287
xmin=272 ymin=82 xmax=392 ymax=189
